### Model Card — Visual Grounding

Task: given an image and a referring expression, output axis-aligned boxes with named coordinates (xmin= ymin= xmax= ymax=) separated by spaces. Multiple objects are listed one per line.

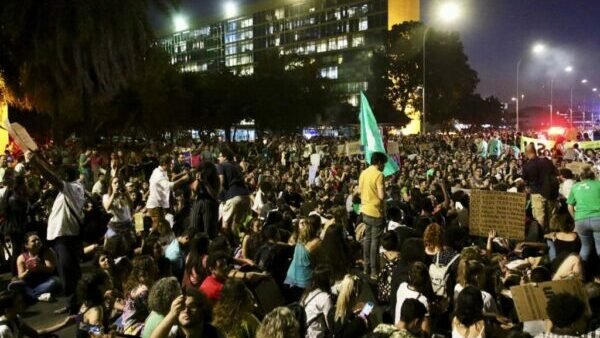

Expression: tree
xmin=0 ymin=0 xmax=177 ymax=142
xmin=455 ymin=95 xmax=504 ymax=125
xmin=370 ymin=21 xmax=481 ymax=126
xmin=248 ymin=51 xmax=340 ymax=133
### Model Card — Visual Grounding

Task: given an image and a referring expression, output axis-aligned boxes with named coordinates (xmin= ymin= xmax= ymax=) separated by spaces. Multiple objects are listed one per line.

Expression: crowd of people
xmin=0 ymin=129 xmax=598 ymax=338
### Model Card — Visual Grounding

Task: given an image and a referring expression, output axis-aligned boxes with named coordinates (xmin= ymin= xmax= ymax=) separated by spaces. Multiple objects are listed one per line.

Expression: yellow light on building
xmin=388 ymin=0 xmax=420 ymax=29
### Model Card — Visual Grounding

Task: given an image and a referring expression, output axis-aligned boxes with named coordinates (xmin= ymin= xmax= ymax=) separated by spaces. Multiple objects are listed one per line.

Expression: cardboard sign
xmin=315 ymin=144 xmax=327 ymax=153
xmin=7 ymin=122 xmax=38 ymax=151
xmin=336 ymin=144 xmax=346 ymax=156
xmin=346 ymin=141 xmax=362 ymax=156
xmin=565 ymin=162 xmax=589 ymax=176
xmin=469 ymin=190 xmax=526 ymax=240
xmin=134 ymin=212 xmax=145 ymax=232
xmin=387 ymin=141 xmax=399 ymax=155
xmin=511 ymin=279 xmax=588 ymax=322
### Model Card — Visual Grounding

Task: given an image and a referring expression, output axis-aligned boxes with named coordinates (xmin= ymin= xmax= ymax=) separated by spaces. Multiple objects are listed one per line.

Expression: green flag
xmin=359 ymin=92 xmax=399 ymax=177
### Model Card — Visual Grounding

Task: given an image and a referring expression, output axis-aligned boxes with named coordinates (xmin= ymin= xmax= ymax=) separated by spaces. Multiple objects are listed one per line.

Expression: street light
xmin=532 ymin=43 xmax=546 ymax=54
xmin=224 ymin=2 xmax=239 ymax=18
xmin=582 ymin=79 xmax=588 ymax=84
xmin=422 ymin=2 xmax=462 ymax=134
xmin=565 ymin=66 xmax=573 ymax=72
xmin=173 ymin=15 xmax=189 ymax=32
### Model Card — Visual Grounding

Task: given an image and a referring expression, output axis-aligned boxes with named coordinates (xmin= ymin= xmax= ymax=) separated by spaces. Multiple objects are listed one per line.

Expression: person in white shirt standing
xmin=146 ymin=155 xmax=189 ymax=243
xmin=25 ymin=150 xmax=84 ymax=313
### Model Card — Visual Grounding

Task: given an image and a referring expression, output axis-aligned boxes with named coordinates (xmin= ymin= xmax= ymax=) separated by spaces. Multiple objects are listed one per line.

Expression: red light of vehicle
xmin=548 ymin=126 xmax=565 ymax=136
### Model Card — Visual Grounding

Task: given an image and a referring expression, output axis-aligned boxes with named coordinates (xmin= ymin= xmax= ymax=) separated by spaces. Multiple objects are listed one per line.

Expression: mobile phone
xmin=359 ymin=302 xmax=374 ymax=317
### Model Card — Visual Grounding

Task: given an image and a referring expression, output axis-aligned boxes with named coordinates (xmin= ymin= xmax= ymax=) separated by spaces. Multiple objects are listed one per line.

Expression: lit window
xmin=274 ymin=37 xmax=280 ymax=46
xmin=306 ymin=42 xmax=316 ymax=54
xmin=241 ymin=18 xmax=253 ymax=28
xmin=317 ymin=40 xmax=327 ymax=52
xmin=352 ymin=34 xmax=365 ymax=47
xmin=328 ymin=38 xmax=337 ymax=50
xmin=334 ymin=10 xmax=341 ymax=20
xmin=320 ymin=66 xmax=338 ymax=79
xmin=359 ymin=17 xmax=368 ymax=31
xmin=275 ymin=8 xmax=285 ymax=20
xmin=337 ymin=36 xmax=348 ymax=49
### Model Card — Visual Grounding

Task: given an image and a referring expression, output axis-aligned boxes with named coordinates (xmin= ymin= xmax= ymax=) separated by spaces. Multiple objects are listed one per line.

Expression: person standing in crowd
xmin=24 ymin=151 xmax=84 ymax=314
xmin=567 ymin=166 xmax=600 ymax=262
xmin=189 ymin=161 xmax=220 ymax=238
xmin=217 ymin=147 xmax=251 ymax=238
xmin=103 ymin=176 xmax=135 ymax=251
xmin=146 ymin=155 xmax=189 ymax=244
xmin=359 ymin=151 xmax=387 ymax=278
xmin=523 ymin=143 xmax=559 ymax=230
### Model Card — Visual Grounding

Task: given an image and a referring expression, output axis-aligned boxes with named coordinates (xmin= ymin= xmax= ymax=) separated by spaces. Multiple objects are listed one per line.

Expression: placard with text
xmin=469 ymin=190 xmax=526 ymax=240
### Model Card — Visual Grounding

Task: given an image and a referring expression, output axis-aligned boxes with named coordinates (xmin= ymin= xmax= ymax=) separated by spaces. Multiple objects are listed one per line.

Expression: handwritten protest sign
xmin=7 ymin=122 xmax=38 ymax=152
xmin=345 ymin=141 xmax=362 ymax=156
xmin=134 ymin=212 xmax=145 ymax=232
xmin=336 ymin=144 xmax=346 ymax=156
xmin=315 ymin=144 xmax=327 ymax=153
xmin=511 ymin=279 xmax=588 ymax=322
xmin=469 ymin=190 xmax=526 ymax=240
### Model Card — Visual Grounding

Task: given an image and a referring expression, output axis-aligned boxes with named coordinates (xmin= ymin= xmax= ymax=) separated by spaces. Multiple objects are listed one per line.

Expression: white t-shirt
xmin=454 ymin=284 xmax=498 ymax=315
xmin=47 ymin=181 xmax=85 ymax=241
xmin=394 ymin=282 xmax=429 ymax=324
xmin=302 ymin=289 xmax=333 ymax=338
xmin=146 ymin=167 xmax=174 ymax=209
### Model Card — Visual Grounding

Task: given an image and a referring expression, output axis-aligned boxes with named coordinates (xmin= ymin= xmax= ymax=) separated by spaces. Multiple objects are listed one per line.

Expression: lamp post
xmin=422 ymin=2 xmax=461 ymax=135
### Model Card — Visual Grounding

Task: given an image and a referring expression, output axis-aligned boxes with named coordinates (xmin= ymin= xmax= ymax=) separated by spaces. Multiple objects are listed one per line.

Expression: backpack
xmin=429 ymin=253 xmax=460 ymax=297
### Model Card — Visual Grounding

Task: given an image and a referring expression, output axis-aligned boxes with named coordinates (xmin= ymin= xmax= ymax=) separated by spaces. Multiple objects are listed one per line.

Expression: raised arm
xmin=25 ymin=151 xmax=64 ymax=191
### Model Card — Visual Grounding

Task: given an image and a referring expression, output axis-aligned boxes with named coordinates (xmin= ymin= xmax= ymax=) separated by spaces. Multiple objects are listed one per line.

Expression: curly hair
xmin=148 ymin=277 xmax=180 ymax=315
xmin=256 ymin=307 xmax=300 ymax=338
xmin=423 ymin=223 xmax=443 ymax=251
xmin=212 ymin=279 xmax=254 ymax=336
xmin=124 ymin=255 xmax=158 ymax=296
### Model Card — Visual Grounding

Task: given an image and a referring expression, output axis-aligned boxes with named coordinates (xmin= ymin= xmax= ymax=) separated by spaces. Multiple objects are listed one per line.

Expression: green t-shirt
xmin=567 ymin=179 xmax=600 ymax=221
xmin=142 ymin=311 xmax=169 ymax=338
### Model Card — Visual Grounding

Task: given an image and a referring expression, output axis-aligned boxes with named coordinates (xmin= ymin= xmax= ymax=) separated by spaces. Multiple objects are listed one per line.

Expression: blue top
xmin=165 ymin=239 xmax=184 ymax=276
xmin=285 ymin=243 xmax=313 ymax=288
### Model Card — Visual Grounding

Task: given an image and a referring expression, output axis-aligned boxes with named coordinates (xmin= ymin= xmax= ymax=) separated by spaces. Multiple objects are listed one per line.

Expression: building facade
xmin=159 ymin=0 xmax=419 ymax=106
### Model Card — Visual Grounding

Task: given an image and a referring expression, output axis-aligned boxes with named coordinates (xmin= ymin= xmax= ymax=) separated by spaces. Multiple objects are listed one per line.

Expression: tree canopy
xmin=369 ymin=21 xmax=502 ymax=127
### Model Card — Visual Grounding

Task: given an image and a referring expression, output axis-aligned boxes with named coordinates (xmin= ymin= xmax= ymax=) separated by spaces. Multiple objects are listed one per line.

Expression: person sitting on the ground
xmin=142 ymin=277 xmax=181 ymax=338
xmin=75 ymin=271 xmax=113 ymax=338
xmin=149 ymin=288 xmax=220 ymax=338
xmin=535 ymin=293 xmax=598 ymax=338
xmin=373 ymin=298 xmax=428 ymax=338
xmin=0 ymin=290 xmax=71 ymax=337
xmin=15 ymin=232 xmax=61 ymax=304
xmin=212 ymin=279 xmax=260 ymax=338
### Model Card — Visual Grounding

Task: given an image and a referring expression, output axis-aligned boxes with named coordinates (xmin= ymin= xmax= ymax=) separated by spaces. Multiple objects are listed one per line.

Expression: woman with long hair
xmin=212 ymin=279 xmax=260 ymax=338
xmin=256 ymin=307 xmax=301 ymax=338
xmin=332 ymin=274 xmax=368 ymax=338
xmin=118 ymin=255 xmax=159 ymax=336
xmin=394 ymin=262 xmax=432 ymax=332
xmin=452 ymin=286 xmax=486 ymax=338
xmin=75 ymin=271 xmax=113 ymax=338
xmin=190 ymin=161 xmax=220 ymax=238
xmin=313 ymin=225 xmax=351 ymax=282
xmin=300 ymin=265 xmax=333 ymax=338
xmin=182 ymin=235 xmax=210 ymax=290
xmin=284 ymin=216 xmax=321 ymax=302
xmin=455 ymin=259 xmax=498 ymax=315
xmin=103 ymin=176 xmax=135 ymax=252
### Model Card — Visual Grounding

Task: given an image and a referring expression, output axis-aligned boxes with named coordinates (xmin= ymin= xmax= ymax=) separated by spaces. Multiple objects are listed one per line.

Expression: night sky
xmin=152 ymin=0 xmax=600 ymax=109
